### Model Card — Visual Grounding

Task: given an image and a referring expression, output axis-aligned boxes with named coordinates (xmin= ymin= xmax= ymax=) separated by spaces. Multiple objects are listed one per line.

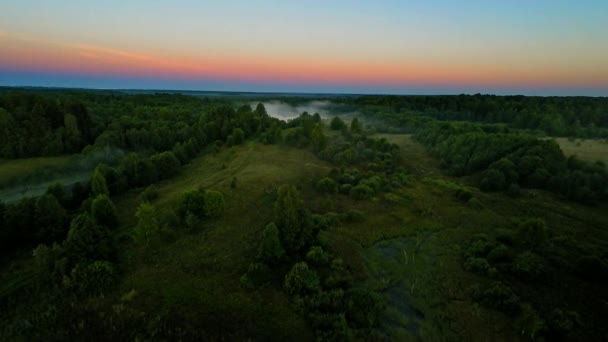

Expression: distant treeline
xmin=415 ymin=121 xmax=608 ymax=204
xmin=339 ymin=94 xmax=608 ymax=137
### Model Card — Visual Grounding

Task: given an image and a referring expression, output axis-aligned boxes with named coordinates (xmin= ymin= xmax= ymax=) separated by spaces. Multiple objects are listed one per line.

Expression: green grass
xmin=554 ymin=137 xmax=608 ymax=165
xmin=112 ymin=142 xmax=332 ymax=339
xmin=0 ymin=155 xmax=72 ymax=183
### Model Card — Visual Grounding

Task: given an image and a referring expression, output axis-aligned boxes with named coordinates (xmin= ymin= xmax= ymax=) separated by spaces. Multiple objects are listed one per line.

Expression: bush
xmin=349 ymin=184 xmax=373 ymax=200
xmin=284 ymin=262 xmax=320 ymax=296
xmin=513 ymin=251 xmax=546 ymax=278
xmin=316 ymin=177 xmax=338 ymax=194
xmin=68 ymin=261 xmax=117 ymax=296
xmin=139 ymin=185 xmax=159 ymax=202
xmin=467 ymin=197 xmax=483 ymax=209
xmin=91 ymin=194 xmax=118 ymax=228
xmin=465 ymin=257 xmax=495 ymax=276
xmin=548 ymin=308 xmax=581 ymax=334
xmin=345 ymin=288 xmax=384 ymax=329
xmin=515 ymin=303 xmax=546 ymax=339
xmin=466 ymin=235 xmax=494 ymax=258
xmin=507 ymin=183 xmax=521 ymax=197
xmin=480 ymin=169 xmax=506 ymax=191
xmin=518 ymin=218 xmax=547 ymax=248
xmin=204 ymin=190 xmax=225 ymax=218
xmin=487 ymin=244 xmax=511 ymax=263
xmin=306 ymin=246 xmax=332 ymax=266
xmin=177 ymin=188 xmax=206 ymax=219
xmin=240 ymin=262 xmax=271 ymax=289
xmin=343 ymin=209 xmax=365 ymax=223
xmin=472 ymin=281 xmax=521 ymax=314
xmin=339 ymin=184 xmax=352 ymax=195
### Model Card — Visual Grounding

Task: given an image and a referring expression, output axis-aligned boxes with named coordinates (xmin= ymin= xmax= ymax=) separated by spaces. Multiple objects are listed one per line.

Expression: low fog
xmin=251 ymin=100 xmax=336 ymax=120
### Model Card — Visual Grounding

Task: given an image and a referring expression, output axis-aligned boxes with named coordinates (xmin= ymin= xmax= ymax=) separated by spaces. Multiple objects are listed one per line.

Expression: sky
xmin=1 ymin=0 xmax=607 ymax=96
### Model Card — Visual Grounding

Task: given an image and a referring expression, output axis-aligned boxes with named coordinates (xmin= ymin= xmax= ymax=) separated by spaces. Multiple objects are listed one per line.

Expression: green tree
xmin=91 ymin=167 xmax=109 ymax=196
xmin=330 ymin=117 xmax=346 ymax=131
xmin=275 ymin=185 xmax=313 ymax=253
xmin=151 ymin=151 xmax=181 ymax=179
xmin=350 ymin=117 xmax=362 ymax=133
xmin=284 ymin=262 xmax=320 ymax=296
xmin=63 ymin=113 xmax=82 ymax=152
xmin=65 ymin=213 xmax=115 ymax=262
xmin=35 ymin=194 xmax=67 ymax=241
xmin=204 ymin=190 xmax=225 ymax=218
xmin=257 ymin=222 xmax=285 ymax=264
xmin=316 ymin=177 xmax=338 ymax=193
xmin=91 ymin=194 xmax=118 ymax=227
xmin=311 ymin=124 xmax=327 ymax=152
xmin=230 ymin=128 xmax=245 ymax=145
xmin=133 ymin=202 xmax=160 ymax=246
xmin=480 ymin=169 xmax=506 ymax=191
xmin=177 ymin=188 xmax=206 ymax=219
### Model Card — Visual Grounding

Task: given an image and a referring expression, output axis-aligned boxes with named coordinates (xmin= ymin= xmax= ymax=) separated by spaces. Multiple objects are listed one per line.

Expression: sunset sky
xmin=1 ymin=0 xmax=607 ymax=95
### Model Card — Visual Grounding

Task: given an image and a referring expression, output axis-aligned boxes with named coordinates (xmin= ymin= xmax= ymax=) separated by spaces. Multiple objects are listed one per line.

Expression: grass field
xmin=0 ymin=155 xmax=72 ymax=183
xmin=554 ymin=137 xmax=608 ymax=165
xmin=112 ymin=142 xmax=333 ymax=339
xmin=5 ymin=134 xmax=606 ymax=340
xmin=108 ymin=135 xmax=608 ymax=340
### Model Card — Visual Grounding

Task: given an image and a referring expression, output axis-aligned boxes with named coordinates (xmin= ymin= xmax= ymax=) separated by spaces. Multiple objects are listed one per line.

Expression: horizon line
xmin=0 ymin=85 xmax=606 ymax=98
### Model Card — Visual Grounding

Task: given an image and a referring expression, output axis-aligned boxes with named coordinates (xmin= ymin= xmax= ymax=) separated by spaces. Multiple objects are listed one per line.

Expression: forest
xmin=1 ymin=88 xmax=607 ymax=341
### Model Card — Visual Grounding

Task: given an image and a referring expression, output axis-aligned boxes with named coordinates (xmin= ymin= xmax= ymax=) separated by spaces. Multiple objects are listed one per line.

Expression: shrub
xmin=515 ymin=303 xmax=546 ymax=339
xmin=240 ymin=262 xmax=271 ymax=289
xmin=487 ymin=244 xmax=511 ymax=263
xmin=472 ymin=281 xmax=521 ymax=314
xmin=339 ymin=184 xmax=352 ymax=195
xmin=343 ymin=209 xmax=365 ymax=223
xmin=204 ymin=190 xmax=225 ymax=218
xmin=345 ymin=287 xmax=384 ymax=329
xmin=350 ymin=184 xmax=373 ymax=200
xmin=518 ymin=218 xmax=547 ymax=248
xmin=284 ymin=262 xmax=320 ymax=296
xmin=466 ymin=235 xmax=494 ymax=258
xmin=480 ymin=169 xmax=506 ymax=191
xmin=306 ymin=246 xmax=332 ymax=266
xmin=507 ymin=183 xmax=521 ymax=197
xmin=139 ymin=185 xmax=159 ymax=202
xmin=177 ymin=188 xmax=206 ymax=219
xmin=514 ymin=251 xmax=546 ymax=278
xmin=316 ymin=177 xmax=338 ymax=194
xmin=69 ymin=261 xmax=117 ymax=296
xmin=467 ymin=197 xmax=483 ymax=209
xmin=465 ymin=257 xmax=494 ymax=275
xmin=548 ymin=308 xmax=581 ymax=333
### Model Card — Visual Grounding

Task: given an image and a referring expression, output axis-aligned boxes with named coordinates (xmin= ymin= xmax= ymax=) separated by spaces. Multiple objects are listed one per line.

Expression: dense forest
xmin=1 ymin=88 xmax=607 ymax=341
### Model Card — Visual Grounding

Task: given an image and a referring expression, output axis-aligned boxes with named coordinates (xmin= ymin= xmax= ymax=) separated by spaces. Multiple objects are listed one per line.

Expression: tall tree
xmin=274 ymin=185 xmax=312 ymax=253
